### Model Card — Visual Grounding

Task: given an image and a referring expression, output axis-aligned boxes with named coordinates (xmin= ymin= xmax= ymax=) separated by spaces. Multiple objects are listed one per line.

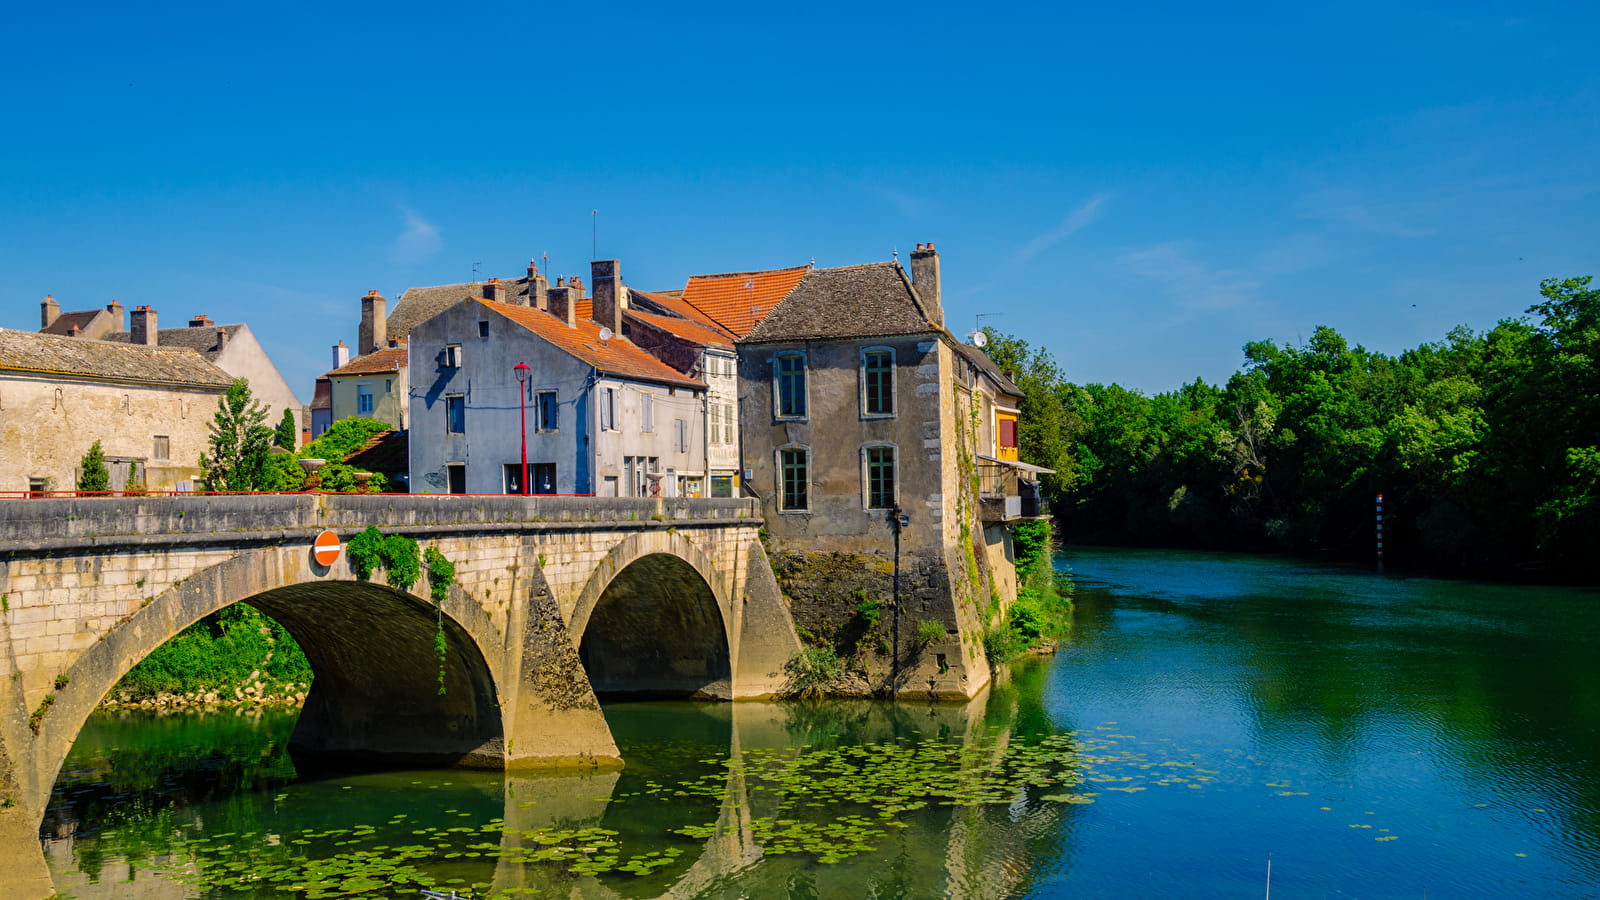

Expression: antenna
xmin=975 ymin=312 xmax=1003 ymax=333
xmin=892 ymin=245 xmax=899 ymax=261
xmin=598 ymin=326 xmax=612 ymax=344
xmin=472 ymin=261 xmax=481 ymax=282
xmin=591 ymin=210 xmax=598 ymax=259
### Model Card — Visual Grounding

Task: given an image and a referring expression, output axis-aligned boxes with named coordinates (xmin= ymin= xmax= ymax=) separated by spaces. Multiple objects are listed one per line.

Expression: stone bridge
xmin=0 ymin=494 xmax=802 ymax=897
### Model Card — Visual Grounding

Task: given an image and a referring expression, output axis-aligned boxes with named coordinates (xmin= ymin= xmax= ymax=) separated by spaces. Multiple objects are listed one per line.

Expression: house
xmin=42 ymin=298 xmax=304 ymax=440
xmin=323 ymin=343 xmax=408 ymax=430
xmin=0 ymin=327 xmax=232 ymax=494
xmin=406 ymin=260 xmax=708 ymax=496
xmin=685 ymin=243 xmax=1039 ymax=697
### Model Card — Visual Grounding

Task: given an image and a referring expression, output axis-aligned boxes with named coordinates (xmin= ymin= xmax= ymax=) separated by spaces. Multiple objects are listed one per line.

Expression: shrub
xmin=782 ymin=647 xmax=844 ymax=698
xmin=915 ymin=619 xmax=947 ymax=646
xmin=77 ymin=441 xmax=110 ymax=494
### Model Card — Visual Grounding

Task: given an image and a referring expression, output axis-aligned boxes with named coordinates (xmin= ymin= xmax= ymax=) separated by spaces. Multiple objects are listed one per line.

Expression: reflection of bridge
xmin=0 ymin=494 xmax=803 ymax=897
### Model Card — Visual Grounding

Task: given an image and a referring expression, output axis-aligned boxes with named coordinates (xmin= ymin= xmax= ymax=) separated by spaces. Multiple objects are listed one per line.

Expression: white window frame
xmin=777 ymin=444 xmax=810 ymax=513
xmin=443 ymin=344 xmax=463 ymax=368
xmin=600 ymin=387 xmax=616 ymax=431
xmin=862 ymin=442 xmax=899 ymax=510
xmin=357 ymin=382 xmax=374 ymax=415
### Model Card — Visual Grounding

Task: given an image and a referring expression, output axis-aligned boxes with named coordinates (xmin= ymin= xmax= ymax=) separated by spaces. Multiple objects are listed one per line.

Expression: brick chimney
xmin=40 ymin=295 xmax=59 ymax=330
xmin=215 ymin=327 xmax=229 ymax=350
xmin=189 ymin=314 xmax=213 ymax=328
xmin=130 ymin=306 xmax=157 ymax=346
xmin=359 ymin=290 xmax=387 ymax=354
xmin=484 ymin=277 xmax=505 ymax=303
xmin=547 ymin=282 xmax=577 ymax=328
xmin=332 ymin=340 xmax=350 ymax=369
xmin=591 ymin=259 xmax=624 ymax=335
xmin=105 ymin=299 xmax=124 ymax=331
xmin=909 ymin=242 xmax=943 ymax=327
xmin=528 ymin=261 xmax=548 ymax=310
xmin=569 ymin=276 xmax=586 ymax=300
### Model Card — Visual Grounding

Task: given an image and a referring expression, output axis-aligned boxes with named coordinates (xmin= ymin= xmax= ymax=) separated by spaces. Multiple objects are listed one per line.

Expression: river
xmin=41 ymin=547 xmax=1600 ymax=898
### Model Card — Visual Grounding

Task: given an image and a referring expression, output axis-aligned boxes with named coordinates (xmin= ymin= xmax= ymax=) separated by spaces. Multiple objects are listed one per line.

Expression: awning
xmin=976 ymin=454 xmax=1056 ymax=475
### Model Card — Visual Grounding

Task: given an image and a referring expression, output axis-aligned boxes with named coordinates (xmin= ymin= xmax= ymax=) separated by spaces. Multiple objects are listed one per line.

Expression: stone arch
xmin=568 ymin=531 xmax=735 ymax=699
xmin=19 ymin=544 xmax=506 ymax=819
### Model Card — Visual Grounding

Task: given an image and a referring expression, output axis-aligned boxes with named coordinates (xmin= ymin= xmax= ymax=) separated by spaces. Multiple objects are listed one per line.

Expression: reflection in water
xmin=45 ymin=548 xmax=1600 ymax=898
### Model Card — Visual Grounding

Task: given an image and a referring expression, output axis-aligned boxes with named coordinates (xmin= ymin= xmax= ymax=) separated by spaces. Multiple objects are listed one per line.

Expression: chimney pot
xmin=215 ymin=327 xmax=229 ymax=349
xmin=189 ymin=314 xmax=213 ymax=328
xmin=130 ymin=306 xmax=158 ymax=346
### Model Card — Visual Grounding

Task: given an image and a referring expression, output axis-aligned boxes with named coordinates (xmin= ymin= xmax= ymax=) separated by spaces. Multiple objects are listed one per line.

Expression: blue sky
xmin=4 ymin=2 xmax=1596 ymax=401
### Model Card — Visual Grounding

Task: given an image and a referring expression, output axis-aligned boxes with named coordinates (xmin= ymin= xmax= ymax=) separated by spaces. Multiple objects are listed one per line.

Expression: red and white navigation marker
xmin=312 ymin=530 xmax=342 ymax=567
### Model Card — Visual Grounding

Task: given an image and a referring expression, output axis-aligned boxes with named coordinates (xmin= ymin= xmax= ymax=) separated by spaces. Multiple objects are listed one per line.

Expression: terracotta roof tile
xmin=680 ymin=264 xmax=809 ymax=338
xmin=629 ymin=289 xmax=736 ymax=343
xmin=0 ymin=328 xmax=234 ymax=388
xmin=481 ymin=299 xmax=704 ymax=390
xmin=326 ymin=347 xmax=408 ymax=377
xmin=627 ymin=307 xmax=735 ymax=349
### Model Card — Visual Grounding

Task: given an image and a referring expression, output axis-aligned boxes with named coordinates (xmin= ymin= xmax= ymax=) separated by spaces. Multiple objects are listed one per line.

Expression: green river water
xmin=41 ymin=547 xmax=1600 ymax=897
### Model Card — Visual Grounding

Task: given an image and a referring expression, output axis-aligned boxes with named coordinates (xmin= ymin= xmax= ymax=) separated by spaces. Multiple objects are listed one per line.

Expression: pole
xmin=520 ymin=389 xmax=528 ymax=496
xmin=890 ymin=506 xmax=902 ymax=686
xmin=1376 ymin=492 xmax=1384 ymax=573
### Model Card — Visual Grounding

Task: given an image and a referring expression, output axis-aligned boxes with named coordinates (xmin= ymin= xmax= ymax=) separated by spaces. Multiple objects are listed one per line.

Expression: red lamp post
xmin=513 ymin=362 xmax=531 ymax=496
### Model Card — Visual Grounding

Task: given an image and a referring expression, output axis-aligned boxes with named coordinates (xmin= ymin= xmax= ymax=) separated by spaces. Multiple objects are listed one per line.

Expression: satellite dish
xmin=968 ymin=330 xmax=988 ymax=348
xmin=599 ymin=326 xmax=613 ymax=343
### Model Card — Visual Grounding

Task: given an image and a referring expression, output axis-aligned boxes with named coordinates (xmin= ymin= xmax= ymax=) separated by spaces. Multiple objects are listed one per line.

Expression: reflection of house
xmin=406 ymin=261 xmax=707 ymax=496
xmin=690 ymin=244 xmax=1029 ymax=697
xmin=42 ymin=299 xmax=303 ymax=438
xmin=0 ymin=328 xmax=231 ymax=494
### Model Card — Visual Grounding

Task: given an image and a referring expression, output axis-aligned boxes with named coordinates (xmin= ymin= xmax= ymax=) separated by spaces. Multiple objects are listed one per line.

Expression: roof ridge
xmin=685 ymin=263 xmax=811 ymax=280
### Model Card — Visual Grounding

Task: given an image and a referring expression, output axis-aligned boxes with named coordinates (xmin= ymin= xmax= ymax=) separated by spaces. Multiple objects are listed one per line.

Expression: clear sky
xmin=4 ymin=2 xmax=1596 ymax=401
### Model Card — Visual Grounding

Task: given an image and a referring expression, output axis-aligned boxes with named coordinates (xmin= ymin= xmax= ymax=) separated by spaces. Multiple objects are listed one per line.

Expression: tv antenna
xmin=970 ymin=312 xmax=1002 ymax=345
xmin=471 ymin=261 xmax=481 ymax=282
xmin=591 ymin=209 xmax=598 ymax=259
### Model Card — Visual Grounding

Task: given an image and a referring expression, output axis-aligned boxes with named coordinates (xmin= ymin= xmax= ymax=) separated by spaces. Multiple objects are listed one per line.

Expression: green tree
xmin=201 ymin=379 xmax=272 ymax=491
xmin=274 ymin=408 xmax=298 ymax=449
xmin=77 ymin=441 xmax=110 ymax=494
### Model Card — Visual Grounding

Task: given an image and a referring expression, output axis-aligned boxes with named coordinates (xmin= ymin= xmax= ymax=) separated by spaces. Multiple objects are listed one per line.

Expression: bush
xmin=782 ymin=647 xmax=844 ymax=698
xmin=915 ymin=619 xmax=948 ymax=646
xmin=115 ymin=603 xmax=311 ymax=700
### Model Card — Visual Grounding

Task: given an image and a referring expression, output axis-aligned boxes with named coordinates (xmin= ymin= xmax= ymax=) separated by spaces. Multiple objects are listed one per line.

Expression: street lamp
xmin=513 ymin=362 xmax=531 ymax=496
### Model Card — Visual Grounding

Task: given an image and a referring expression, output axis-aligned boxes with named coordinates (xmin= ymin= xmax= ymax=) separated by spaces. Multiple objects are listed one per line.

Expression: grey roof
xmin=740 ymin=262 xmax=937 ymax=343
xmin=103 ymin=324 xmax=242 ymax=359
xmin=0 ymin=328 xmax=234 ymax=388
xmin=390 ymin=276 xmax=535 ymax=341
xmin=953 ymin=343 xmax=1023 ymax=398
xmin=41 ymin=309 xmax=112 ymax=336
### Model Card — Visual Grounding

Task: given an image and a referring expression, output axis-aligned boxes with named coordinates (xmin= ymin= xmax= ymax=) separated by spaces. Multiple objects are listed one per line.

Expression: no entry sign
xmin=312 ymin=530 xmax=342 ymax=567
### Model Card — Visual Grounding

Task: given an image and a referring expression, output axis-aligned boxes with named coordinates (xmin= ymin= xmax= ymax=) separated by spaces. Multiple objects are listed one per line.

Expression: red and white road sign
xmin=312 ymin=530 xmax=342 ymax=566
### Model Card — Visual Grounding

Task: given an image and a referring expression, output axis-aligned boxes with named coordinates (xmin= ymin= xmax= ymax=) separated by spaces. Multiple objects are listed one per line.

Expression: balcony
xmin=976 ymin=455 xmax=1053 ymax=523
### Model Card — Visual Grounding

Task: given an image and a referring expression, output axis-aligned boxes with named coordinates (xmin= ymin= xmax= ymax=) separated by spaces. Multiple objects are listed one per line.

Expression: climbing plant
xmin=424 ymin=547 xmax=456 ymax=695
xmin=349 ymin=528 xmax=456 ymax=695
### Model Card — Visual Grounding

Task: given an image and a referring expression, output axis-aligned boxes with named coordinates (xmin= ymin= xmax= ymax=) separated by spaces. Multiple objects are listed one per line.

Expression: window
xmin=641 ymin=393 xmax=654 ymax=433
xmin=153 ymin=435 xmax=170 ymax=461
xmin=443 ymin=344 xmax=463 ymax=368
xmin=722 ymin=403 xmax=735 ymax=444
xmin=385 ymin=379 xmax=392 ymax=393
xmin=775 ymin=352 xmax=806 ymax=418
xmin=358 ymin=383 xmax=374 ymax=414
xmin=711 ymin=474 xmax=734 ymax=498
xmin=477 ymin=320 xmax=489 ymax=339
xmin=600 ymin=388 xmax=616 ymax=431
xmin=709 ymin=403 xmax=724 ymax=445
xmin=675 ymin=418 xmax=688 ymax=453
xmin=779 ymin=447 xmax=809 ymax=511
xmin=532 ymin=463 xmax=557 ymax=494
xmin=862 ymin=349 xmax=894 ymax=416
xmin=503 ymin=463 xmax=526 ymax=495
xmin=27 ymin=477 xmax=48 ymax=498
xmin=536 ymin=391 xmax=558 ymax=431
xmin=865 ymin=445 xmax=896 ymax=509
xmin=446 ymin=463 xmax=466 ymax=494
xmin=997 ymin=414 xmax=1019 ymax=461
xmin=445 ymin=395 xmax=465 ymax=433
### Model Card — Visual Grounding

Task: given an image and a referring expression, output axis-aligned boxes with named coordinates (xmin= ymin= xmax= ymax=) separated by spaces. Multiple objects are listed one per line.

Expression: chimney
xmin=570 ymin=276 xmax=586 ymax=299
xmin=105 ymin=299 xmax=124 ymax=331
xmin=130 ymin=306 xmax=157 ymax=346
xmin=591 ymin=259 xmax=624 ymax=335
xmin=40 ymin=294 xmax=59 ymax=329
xmin=546 ymin=284 xmax=577 ymax=328
xmin=67 ymin=324 xmax=80 ymax=336
xmin=359 ymin=290 xmax=387 ymax=354
xmin=484 ymin=277 xmax=505 ymax=303
xmin=189 ymin=314 xmax=213 ymax=328
xmin=528 ymin=261 xmax=548 ymax=309
xmin=215 ymin=327 xmax=229 ymax=350
xmin=909 ymin=242 xmax=943 ymax=327
xmin=332 ymin=340 xmax=350 ymax=369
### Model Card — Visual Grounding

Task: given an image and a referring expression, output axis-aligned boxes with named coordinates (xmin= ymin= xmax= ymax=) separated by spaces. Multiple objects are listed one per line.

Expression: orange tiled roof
xmin=482 ymin=299 xmax=705 ymax=390
xmin=631 ymin=289 xmax=737 ymax=343
xmin=680 ymin=264 xmax=809 ymax=338
xmin=627 ymin=307 xmax=735 ymax=349
xmin=326 ymin=346 xmax=407 ymax=377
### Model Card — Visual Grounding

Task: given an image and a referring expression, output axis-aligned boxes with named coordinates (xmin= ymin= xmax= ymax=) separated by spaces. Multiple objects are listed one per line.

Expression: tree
xmin=77 ymin=441 xmax=110 ymax=494
xmin=275 ymin=407 xmax=298 ymax=449
xmin=202 ymin=379 xmax=272 ymax=491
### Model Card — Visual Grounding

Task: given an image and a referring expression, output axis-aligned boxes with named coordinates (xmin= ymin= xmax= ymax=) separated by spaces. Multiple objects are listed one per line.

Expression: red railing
xmin=0 ymin=490 xmax=599 ymax=500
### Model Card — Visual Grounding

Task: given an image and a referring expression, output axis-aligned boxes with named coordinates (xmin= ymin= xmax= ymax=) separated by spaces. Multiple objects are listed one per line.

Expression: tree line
xmin=986 ymin=276 xmax=1600 ymax=578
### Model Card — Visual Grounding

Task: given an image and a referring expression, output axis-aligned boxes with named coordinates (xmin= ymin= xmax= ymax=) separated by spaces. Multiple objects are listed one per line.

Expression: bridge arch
xmin=568 ymin=531 xmax=736 ymax=699
xmin=20 ymin=545 xmax=510 ymax=820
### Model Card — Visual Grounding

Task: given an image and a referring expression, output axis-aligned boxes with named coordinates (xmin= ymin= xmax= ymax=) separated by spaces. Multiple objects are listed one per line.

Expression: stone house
xmin=685 ymin=245 xmax=1032 ymax=698
xmin=41 ymin=298 xmax=304 ymax=440
xmin=0 ymin=328 xmax=232 ymax=494
xmin=406 ymin=260 xmax=709 ymax=496
xmin=323 ymin=344 xmax=408 ymax=431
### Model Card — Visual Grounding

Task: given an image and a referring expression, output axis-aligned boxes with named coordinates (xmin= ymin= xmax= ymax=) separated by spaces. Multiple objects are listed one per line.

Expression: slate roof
xmin=740 ymin=262 xmax=938 ymax=343
xmin=680 ymin=264 xmax=810 ymax=338
xmin=390 ymin=276 xmax=538 ymax=341
xmin=0 ymin=328 xmax=234 ymax=388
xmin=326 ymin=347 xmax=407 ymax=377
xmin=479 ymin=299 xmax=705 ymax=390
xmin=952 ymin=342 xmax=1023 ymax=398
xmin=41 ymin=310 xmax=112 ymax=336
xmin=103 ymin=324 xmax=243 ymax=358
